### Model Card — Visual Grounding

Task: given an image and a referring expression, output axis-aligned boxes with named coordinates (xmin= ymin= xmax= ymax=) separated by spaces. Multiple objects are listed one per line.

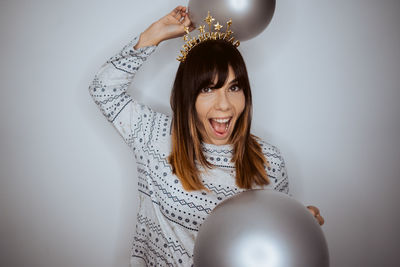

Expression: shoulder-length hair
xmin=168 ymin=39 xmax=269 ymax=191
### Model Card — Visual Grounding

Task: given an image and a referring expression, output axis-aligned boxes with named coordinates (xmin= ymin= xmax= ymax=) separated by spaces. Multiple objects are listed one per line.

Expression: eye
xmin=229 ymin=84 xmax=242 ymax=92
xmin=200 ymin=87 xmax=213 ymax=93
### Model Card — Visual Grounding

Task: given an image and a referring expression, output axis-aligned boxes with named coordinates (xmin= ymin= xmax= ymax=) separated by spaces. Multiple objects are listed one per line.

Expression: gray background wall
xmin=1 ymin=0 xmax=399 ymax=266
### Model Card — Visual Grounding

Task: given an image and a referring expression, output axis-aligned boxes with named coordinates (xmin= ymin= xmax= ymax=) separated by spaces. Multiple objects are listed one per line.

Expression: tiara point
xmin=185 ymin=26 xmax=189 ymax=33
xmin=204 ymin=11 xmax=215 ymax=25
xmin=214 ymin=22 xmax=223 ymax=31
xmin=177 ymin=12 xmax=240 ymax=62
xmin=198 ymin=25 xmax=205 ymax=33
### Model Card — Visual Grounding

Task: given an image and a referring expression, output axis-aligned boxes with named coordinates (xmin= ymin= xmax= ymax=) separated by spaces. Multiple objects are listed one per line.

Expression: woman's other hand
xmin=307 ymin=205 xmax=325 ymax=226
xmin=135 ymin=6 xmax=195 ymax=49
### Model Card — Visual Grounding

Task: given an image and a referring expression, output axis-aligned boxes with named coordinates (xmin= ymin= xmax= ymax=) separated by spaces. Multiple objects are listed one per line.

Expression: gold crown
xmin=177 ymin=11 xmax=240 ymax=62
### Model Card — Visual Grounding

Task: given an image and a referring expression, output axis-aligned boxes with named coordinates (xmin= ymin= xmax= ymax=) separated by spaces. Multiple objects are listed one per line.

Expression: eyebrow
xmin=228 ymin=78 xmax=239 ymax=85
xmin=208 ymin=78 xmax=239 ymax=88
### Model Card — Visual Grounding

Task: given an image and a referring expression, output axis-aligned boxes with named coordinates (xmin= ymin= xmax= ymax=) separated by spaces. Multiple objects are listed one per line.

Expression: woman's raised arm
xmin=88 ymin=6 xmax=193 ymax=148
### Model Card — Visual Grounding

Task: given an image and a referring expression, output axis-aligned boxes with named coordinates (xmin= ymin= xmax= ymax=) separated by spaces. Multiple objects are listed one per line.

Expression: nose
xmin=214 ymin=89 xmax=231 ymax=111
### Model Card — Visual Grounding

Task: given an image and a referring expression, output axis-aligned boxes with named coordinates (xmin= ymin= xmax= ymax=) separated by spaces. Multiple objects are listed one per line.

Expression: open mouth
xmin=209 ymin=117 xmax=232 ymax=137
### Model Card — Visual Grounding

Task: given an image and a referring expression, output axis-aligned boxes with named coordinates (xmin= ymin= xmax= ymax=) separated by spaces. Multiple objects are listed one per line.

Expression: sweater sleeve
xmin=260 ymin=141 xmax=290 ymax=195
xmin=271 ymin=148 xmax=290 ymax=195
xmin=88 ymin=36 xmax=158 ymax=148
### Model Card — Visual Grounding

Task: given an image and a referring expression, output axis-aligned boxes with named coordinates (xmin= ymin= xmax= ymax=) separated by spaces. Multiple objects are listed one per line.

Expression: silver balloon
xmin=188 ymin=0 xmax=276 ymax=41
xmin=193 ymin=190 xmax=329 ymax=267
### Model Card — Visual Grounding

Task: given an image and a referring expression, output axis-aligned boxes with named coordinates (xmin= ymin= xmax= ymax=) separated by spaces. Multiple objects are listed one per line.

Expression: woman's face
xmin=195 ymin=66 xmax=245 ymax=145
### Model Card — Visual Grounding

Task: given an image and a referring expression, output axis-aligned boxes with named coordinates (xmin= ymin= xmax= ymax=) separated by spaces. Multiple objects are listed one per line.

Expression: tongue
xmin=211 ymin=120 xmax=228 ymax=134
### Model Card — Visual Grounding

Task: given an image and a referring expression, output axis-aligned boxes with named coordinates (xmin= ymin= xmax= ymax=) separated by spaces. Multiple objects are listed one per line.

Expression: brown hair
xmin=168 ymin=39 xmax=269 ymax=191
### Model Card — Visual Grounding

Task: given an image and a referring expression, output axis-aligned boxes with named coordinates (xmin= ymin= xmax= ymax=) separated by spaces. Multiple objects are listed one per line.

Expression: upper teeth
xmin=212 ymin=118 xmax=230 ymax=123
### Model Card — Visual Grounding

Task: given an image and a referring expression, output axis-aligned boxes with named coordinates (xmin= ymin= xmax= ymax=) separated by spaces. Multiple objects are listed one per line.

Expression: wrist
xmin=134 ymin=24 xmax=163 ymax=49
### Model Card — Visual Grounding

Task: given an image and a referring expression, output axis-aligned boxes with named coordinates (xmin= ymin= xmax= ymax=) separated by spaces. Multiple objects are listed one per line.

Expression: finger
xmin=316 ymin=214 xmax=325 ymax=225
xmin=170 ymin=6 xmax=179 ymax=16
xmin=307 ymin=206 xmax=316 ymax=217
xmin=307 ymin=205 xmax=320 ymax=216
xmin=170 ymin=6 xmax=183 ymax=18
xmin=182 ymin=14 xmax=193 ymax=30
xmin=175 ymin=12 xmax=183 ymax=21
xmin=179 ymin=7 xmax=188 ymax=22
xmin=173 ymin=6 xmax=185 ymax=20
xmin=173 ymin=12 xmax=182 ymax=21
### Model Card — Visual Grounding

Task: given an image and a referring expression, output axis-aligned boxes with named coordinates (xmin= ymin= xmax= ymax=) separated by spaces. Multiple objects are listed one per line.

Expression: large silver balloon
xmin=188 ymin=0 xmax=276 ymax=41
xmin=193 ymin=190 xmax=329 ymax=267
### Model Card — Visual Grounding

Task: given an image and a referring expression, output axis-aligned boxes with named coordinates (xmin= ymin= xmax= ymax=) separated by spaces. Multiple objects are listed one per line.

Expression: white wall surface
xmin=1 ymin=0 xmax=399 ymax=266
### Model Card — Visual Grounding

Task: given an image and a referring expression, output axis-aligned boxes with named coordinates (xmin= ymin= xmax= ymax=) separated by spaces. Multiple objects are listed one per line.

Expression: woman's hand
xmin=135 ymin=6 xmax=195 ymax=49
xmin=307 ymin=205 xmax=325 ymax=225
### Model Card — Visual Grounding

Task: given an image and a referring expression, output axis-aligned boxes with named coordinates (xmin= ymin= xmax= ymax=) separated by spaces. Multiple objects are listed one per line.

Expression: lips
xmin=209 ymin=117 xmax=232 ymax=136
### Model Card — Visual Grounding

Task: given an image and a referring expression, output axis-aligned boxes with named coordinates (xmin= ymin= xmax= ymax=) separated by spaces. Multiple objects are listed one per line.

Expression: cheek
xmin=195 ymin=96 xmax=211 ymax=121
xmin=234 ymin=92 xmax=246 ymax=115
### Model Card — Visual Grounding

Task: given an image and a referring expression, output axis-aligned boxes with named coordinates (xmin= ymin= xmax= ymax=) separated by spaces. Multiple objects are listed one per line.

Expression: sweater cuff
xmin=125 ymin=35 xmax=157 ymax=57
xmin=107 ymin=35 xmax=157 ymax=74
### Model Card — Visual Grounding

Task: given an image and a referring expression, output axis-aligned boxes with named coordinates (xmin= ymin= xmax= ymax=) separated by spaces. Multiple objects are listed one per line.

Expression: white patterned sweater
xmin=89 ymin=36 xmax=289 ymax=267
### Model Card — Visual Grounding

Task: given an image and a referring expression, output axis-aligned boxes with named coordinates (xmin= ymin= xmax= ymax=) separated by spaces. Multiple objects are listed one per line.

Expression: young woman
xmin=89 ymin=6 xmax=323 ymax=267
